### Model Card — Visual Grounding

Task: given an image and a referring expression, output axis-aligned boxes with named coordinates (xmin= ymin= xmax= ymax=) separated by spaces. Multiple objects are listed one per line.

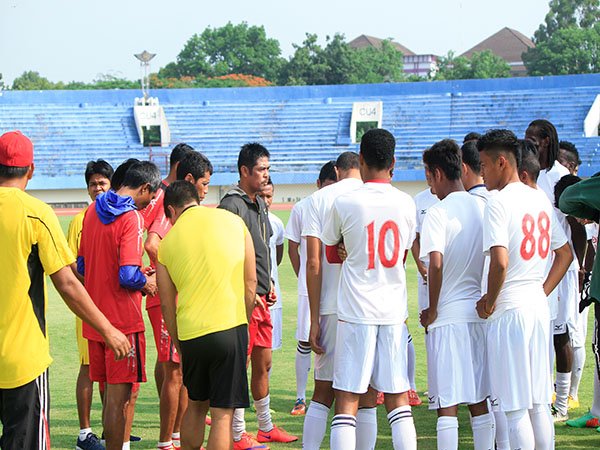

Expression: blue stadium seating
xmin=0 ymin=73 xmax=598 ymax=190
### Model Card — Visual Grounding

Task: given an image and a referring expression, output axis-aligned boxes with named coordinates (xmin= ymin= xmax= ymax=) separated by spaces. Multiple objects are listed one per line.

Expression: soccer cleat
xmin=256 ymin=425 xmax=298 ymax=443
xmin=408 ymin=389 xmax=422 ymax=406
xmin=566 ymin=412 xmax=599 ymax=428
xmin=130 ymin=434 xmax=142 ymax=442
xmin=376 ymin=392 xmax=385 ymax=405
xmin=233 ymin=432 xmax=269 ymax=449
xmin=205 ymin=416 xmax=212 ymax=426
xmin=157 ymin=445 xmax=175 ymax=450
xmin=568 ymin=395 xmax=580 ymax=409
xmin=76 ymin=432 xmax=105 ymax=450
xmin=290 ymin=398 xmax=306 ymax=416
xmin=552 ymin=406 xmax=569 ymax=422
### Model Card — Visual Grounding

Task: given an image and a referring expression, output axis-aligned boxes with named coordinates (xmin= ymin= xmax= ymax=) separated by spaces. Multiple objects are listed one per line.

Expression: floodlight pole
xmin=134 ymin=51 xmax=156 ymax=103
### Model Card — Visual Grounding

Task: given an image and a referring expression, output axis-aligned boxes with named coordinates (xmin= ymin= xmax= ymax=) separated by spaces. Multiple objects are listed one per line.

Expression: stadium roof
xmin=348 ymin=34 xmax=415 ymax=56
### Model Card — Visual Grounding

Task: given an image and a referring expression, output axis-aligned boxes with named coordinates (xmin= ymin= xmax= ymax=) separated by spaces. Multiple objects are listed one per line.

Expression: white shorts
xmin=487 ymin=306 xmax=551 ymax=412
xmin=314 ymin=314 xmax=337 ymax=382
xmin=554 ymin=270 xmax=578 ymax=336
xmin=426 ymin=322 xmax=490 ymax=409
xmin=295 ymin=294 xmax=311 ymax=342
xmin=271 ymin=308 xmax=282 ymax=351
xmin=417 ymin=275 xmax=429 ymax=312
xmin=571 ymin=305 xmax=590 ymax=348
xmin=333 ymin=321 xmax=409 ymax=394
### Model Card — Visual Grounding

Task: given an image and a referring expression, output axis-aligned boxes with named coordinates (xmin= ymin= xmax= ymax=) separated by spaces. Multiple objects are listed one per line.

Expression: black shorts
xmin=0 ymin=369 xmax=50 ymax=450
xmin=180 ymin=324 xmax=249 ymax=409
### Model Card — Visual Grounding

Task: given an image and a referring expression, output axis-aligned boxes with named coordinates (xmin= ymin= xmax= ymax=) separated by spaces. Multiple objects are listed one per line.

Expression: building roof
xmin=461 ymin=27 xmax=535 ymax=63
xmin=348 ymin=34 xmax=415 ymax=56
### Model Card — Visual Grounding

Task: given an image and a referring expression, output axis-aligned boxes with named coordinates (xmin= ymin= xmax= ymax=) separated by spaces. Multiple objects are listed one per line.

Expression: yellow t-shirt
xmin=0 ymin=187 xmax=75 ymax=388
xmin=66 ymin=207 xmax=86 ymax=256
xmin=158 ymin=206 xmax=249 ymax=341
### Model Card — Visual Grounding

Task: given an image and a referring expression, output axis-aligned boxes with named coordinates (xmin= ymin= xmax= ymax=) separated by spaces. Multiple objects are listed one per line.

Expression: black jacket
xmin=218 ymin=185 xmax=272 ymax=295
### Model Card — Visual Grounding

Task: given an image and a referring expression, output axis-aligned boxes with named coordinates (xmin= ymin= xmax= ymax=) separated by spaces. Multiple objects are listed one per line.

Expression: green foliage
xmin=534 ymin=0 xmax=600 ymax=43
xmin=434 ymin=50 xmax=510 ymax=80
xmin=12 ymin=71 xmax=56 ymax=90
xmin=0 ymin=73 xmax=5 ymax=91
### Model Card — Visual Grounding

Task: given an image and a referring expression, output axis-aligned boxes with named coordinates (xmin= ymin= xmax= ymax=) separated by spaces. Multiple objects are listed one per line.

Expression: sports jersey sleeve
xmin=320 ymin=200 xmax=343 ymax=246
xmin=419 ymin=206 xmax=445 ymax=263
xmin=66 ymin=212 xmax=83 ymax=257
xmin=275 ymin=218 xmax=284 ymax=246
xmin=36 ymin=205 xmax=76 ymax=275
xmin=119 ymin=212 xmax=144 ymax=267
xmin=483 ymin=198 xmax=509 ymax=255
xmin=302 ymin=195 xmax=321 ymax=238
xmin=285 ymin=205 xmax=302 ymax=243
xmin=148 ymin=208 xmax=171 ymax=239
xmin=559 ymin=176 xmax=600 ymax=222
xmin=550 ymin=208 xmax=568 ymax=250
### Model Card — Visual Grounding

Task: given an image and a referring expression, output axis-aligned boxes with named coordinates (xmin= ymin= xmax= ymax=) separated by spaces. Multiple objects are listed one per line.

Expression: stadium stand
xmin=0 ymin=73 xmax=598 ymax=192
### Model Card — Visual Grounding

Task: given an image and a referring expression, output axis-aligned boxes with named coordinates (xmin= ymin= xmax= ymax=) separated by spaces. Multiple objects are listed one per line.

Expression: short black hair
xmin=559 ymin=140 xmax=582 ymax=166
xmin=84 ymin=159 xmax=114 ymax=185
xmin=519 ymin=139 xmax=541 ymax=183
xmin=176 ymin=152 xmax=213 ymax=181
xmin=164 ymin=180 xmax=200 ymax=219
xmin=318 ymin=160 xmax=337 ymax=184
xmin=122 ymin=161 xmax=162 ymax=192
xmin=111 ymin=158 xmax=141 ymax=191
xmin=460 ymin=141 xmax=481 ymax=173
xmin=0 ymin=164 xmax=29 ymax=179
xmin=423 ymin=139 xmax=462 ymax=181
xmin=477 ymin=129 xmax=521 ymax=168
xmin=528 ymin=119 xmax=559 ymax=169
xmin=170 ymin=143 xmax=196 ymax=167
xmin=335 ymin=151 xmax=360 ymax=171
xmin=238 ymin=143 xmax=270 ymax=175
xmin=554 ymin=174 xmax=582 ymax=207
xmin=360 ymin=129 xmax=396 ymax=171
xmin=463 ymin=132 xmax=481 ymax=143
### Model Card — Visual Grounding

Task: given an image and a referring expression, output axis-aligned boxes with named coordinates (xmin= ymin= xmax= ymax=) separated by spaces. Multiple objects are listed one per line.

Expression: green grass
xmin=47 ymin=211 xmax=600 ymax=449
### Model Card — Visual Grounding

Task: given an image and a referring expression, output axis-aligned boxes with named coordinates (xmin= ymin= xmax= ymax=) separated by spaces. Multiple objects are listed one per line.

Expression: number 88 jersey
xmin=483 ymin=182 xmax=568 ymax=314
xmin=321 ymin=181 xmax=416 ymax=325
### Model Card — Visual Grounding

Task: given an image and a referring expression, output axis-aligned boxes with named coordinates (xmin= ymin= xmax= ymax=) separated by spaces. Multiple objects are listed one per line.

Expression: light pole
xmin=134 ymin=50 xmax=156 ymax=102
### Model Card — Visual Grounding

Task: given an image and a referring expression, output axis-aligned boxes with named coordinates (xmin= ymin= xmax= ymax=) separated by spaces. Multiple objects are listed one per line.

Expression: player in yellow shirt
xmin=156 ymin=181 xmax=257 ymax=450
xmin=66 ymin=160 xmax=114 ymax=450
xmin=0 ymin=131 xmax=130 ymax=450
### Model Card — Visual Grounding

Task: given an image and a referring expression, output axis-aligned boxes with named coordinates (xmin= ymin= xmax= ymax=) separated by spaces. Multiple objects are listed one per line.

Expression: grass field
xmin=46 ymin=210 xmax=600 ymax=449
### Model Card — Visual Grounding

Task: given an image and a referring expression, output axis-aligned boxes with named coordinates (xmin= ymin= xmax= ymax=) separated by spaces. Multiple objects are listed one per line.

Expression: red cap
xmin=0 ymin=131 xmax=34 ymax=167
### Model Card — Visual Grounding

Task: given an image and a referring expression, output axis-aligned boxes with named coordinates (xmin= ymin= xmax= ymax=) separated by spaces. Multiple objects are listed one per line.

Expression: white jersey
xmin=302 ymin=177 xmax=363 ymax=315
xmin=586 ymin=222 xmax=599 ymax=252
xmin=414 ymin=188 xmax=439 ymax=234
xmin=468 ymin=184 xmax=495 ymax=203
xmin=268 ymin=212 xmax=285 ymax=309
xmin=420 ymin=191 xmax=486 ymax=329
xmin=483 ymin=182 xmax=568 ymax=315
xmin=321 ymin=181 xmax=416 ymax=325
xmin=284 ymin=197 xmax=310 ymax=297
xmin=555 ymin=209 xmax=579 ymax=272
xmin=537 ymin=160 xmax=569 ymax=207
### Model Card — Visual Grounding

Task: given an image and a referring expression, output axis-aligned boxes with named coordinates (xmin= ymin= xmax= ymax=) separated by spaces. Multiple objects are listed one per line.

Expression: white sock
xmin=356 ymin=407 xmax=377 ymax=450
xmin=388 ymin=405 xmax=417 ymax=450
xmin=232 ymin=408 xmax=246 ymax=441
xmin=554 ymin=371 xmax=571 ymax=414
xmin=436 ymin=416 xmax=458 ymax=450
xmin=295 ymin=342 xmax=312 ymax=400
xmin=570 ymin=346 xmax=586 ymax=400
xmin=529 ymin=403 xmax=554 ymax=450
xmin=157 ymin=441 xmax=173 ymax=448
xmin=171 ymin=432 xmax=180 ymax=447
xmin=122 ymin=442 xmax=130 ymax=450
xmin=79 ymin=428 xmax=92 ymax=440
xmin=592 ymin=364 xmax=600 ymax=417
xmin=493 ymin=411 xmax=510 ymax=450
xmin=302 ymin=401 xmax=330 ymax=450
xmin=471 ymin=413 xmax=494 ymax=450
xmin=255 ymin=395 xmax=273 ymax=433
xmin=330 ymin=414 xmax=356 ymax=450
xmin=407 ymin=334 xmax=417 ymax=391
xmin=506 ymin=409 xmax=534 ymax=450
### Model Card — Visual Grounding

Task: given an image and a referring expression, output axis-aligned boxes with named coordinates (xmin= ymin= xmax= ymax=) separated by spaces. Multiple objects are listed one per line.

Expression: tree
xmin=12 ymin=71 xmax=56 ymax=90
xmin=534 ymin=0 xmax=600 ymax=43
xmin=163 ymin=22 xmax=285 ymax=81
xmin=0 ymin=73 xmax=5 ymax=91
xmin=348 ymin=40 xmax=405 ymax=84
xmin=434 ymin=50 xmax=510 ymax=80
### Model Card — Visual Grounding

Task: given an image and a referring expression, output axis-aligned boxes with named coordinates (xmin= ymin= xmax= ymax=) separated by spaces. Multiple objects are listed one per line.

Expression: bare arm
xmin=244 ymin=232 xmax=258 ymax=322
xmin=477 ymin=246 xmax=508 ymax=318
xmin=288 ymin=240 xmax=300 ymax=276
xmin=156 ymin=261 xmax=180 ymax=356
xmin=69 ymin=262 xmax=85 ymax=284
xmin=50 ymin=266 xmax=131 ymax=360
xmin=543 ymin=243 xmax=574 ymax=296
xmin=421 ymin=251 xmax=442 ymax=331
xmin=306 ymin=236 xmax=324 ymax=354
xmin=276 ymin=243 xmax=284 ymax=266
xmin=144 ymin=232 xmax=161 ymax=264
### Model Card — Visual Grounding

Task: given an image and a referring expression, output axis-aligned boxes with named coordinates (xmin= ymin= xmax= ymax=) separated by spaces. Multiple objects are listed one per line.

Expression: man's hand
xmin=309 ymin=321 xmax=324 ymax=354
xmin=266 ymin=282 xmax=277 ymax=307
xmin=255 ymin=294 xmax=268 ymax=310
xmin=337 ymin=242 xmax=348 ymax=262
xmin=476 ymin=294 xmax=494 ymax=319
xmin=418 ymin=266 xmax=428 ymax=285
xmin=419 ymin=307 xmax=437 ymax=333
xmin=103 ymin=327 xmax=132 ymax=360
xmin=142 ymin=272 xmax=157 ymax=296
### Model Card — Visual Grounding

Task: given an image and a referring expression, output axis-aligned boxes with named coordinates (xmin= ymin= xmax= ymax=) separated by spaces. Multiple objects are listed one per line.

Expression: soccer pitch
xmin=47 ymin=211 xmax=599 ymax=449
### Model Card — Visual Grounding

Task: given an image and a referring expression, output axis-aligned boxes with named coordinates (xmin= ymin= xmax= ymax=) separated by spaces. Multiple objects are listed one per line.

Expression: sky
xmin=1 ymin=0 xmax=552 ymax=85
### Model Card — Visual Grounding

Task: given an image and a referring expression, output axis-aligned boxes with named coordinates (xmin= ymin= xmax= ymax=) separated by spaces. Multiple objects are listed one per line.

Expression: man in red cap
xmin=0 ymin=130 xmax=131 ymax=450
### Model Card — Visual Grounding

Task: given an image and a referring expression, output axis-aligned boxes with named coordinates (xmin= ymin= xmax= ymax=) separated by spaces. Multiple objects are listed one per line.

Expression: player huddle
xmin=0 ymin=121 xmax=598 ymax=450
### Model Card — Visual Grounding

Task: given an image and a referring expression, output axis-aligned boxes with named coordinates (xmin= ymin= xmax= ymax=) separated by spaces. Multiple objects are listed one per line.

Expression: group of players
xmin=0 ymin=120 xmax=599 ymax=450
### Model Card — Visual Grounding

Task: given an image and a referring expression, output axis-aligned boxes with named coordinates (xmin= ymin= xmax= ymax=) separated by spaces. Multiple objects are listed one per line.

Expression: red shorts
xmin=248 ymin=296 xmax=273 ymax=355
xmin=88 ymin=332 xmax=147 ymax=384
xmin=147 ymin=306 xmax=180 ymax=364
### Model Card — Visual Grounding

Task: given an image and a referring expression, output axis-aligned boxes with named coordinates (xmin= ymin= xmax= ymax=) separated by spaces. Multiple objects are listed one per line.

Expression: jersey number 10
xmin=520 ymin=211 xmax=550 ymax=261
xmin=367 ymin=220 xmax=400 ymax=269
